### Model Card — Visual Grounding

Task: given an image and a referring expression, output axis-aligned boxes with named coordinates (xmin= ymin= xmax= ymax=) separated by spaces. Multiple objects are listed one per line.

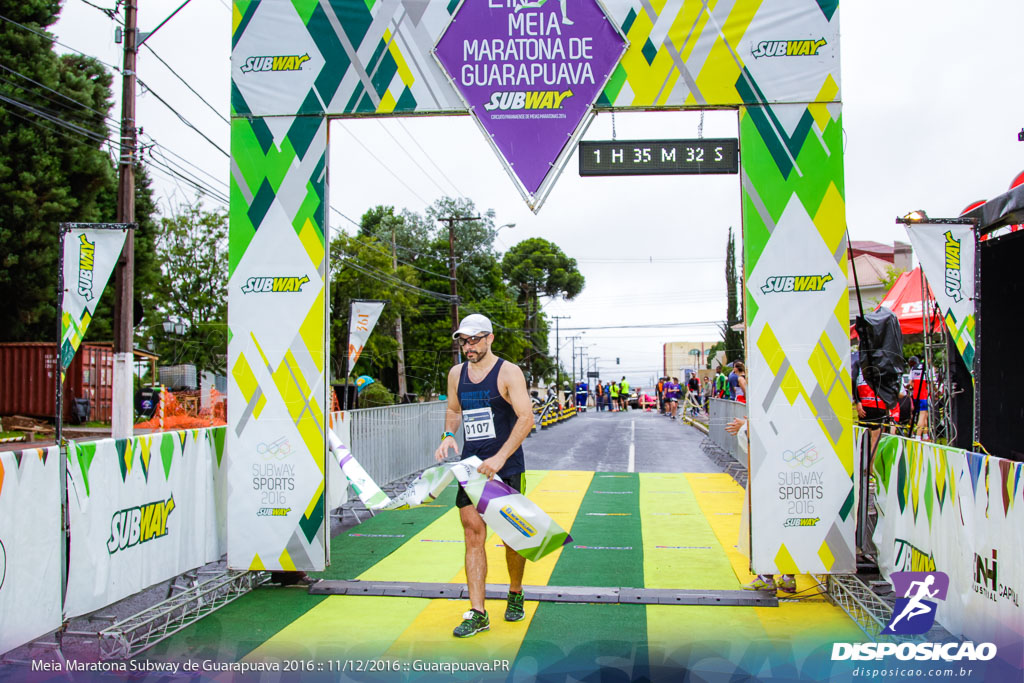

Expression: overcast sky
xmin=50 ymin=0 xmax=1024 ymax=389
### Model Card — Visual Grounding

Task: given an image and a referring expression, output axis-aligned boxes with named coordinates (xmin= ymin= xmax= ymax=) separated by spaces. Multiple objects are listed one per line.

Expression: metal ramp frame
xmin=98 ymin=570 xmax=268 ymax=660
xmin=309 ymin=580 xmax=778 ymax=607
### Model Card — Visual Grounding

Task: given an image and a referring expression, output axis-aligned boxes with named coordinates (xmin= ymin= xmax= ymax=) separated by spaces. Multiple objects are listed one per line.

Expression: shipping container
xmin=0 ymin=342 xmax=117 ymax=422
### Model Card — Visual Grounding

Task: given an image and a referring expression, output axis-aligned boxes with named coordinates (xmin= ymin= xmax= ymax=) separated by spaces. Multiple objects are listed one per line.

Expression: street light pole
xmin=551 ymin=315 xmax=570 ymax=388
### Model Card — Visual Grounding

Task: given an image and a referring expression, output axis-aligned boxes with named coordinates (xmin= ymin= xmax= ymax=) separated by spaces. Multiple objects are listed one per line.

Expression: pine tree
xmin=0 ymin=2 xmax=156 ymax=343
xmin=722 ymin=226 xmax=745 ymax=363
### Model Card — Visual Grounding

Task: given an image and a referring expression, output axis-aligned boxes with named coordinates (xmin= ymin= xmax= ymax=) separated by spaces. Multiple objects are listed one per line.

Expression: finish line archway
xmin=226 ymin=0 xmax=852 ymax=577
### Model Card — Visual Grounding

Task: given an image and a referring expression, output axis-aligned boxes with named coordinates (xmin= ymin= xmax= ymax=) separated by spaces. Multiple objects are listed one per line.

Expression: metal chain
xmin=611 ymin=111 xmax=617 ymax=140
xmin=698 ymin=110 xmax=704 ymax=139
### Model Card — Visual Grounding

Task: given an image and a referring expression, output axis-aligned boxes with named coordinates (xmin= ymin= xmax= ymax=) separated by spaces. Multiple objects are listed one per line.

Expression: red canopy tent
xmin=852 ymin=267 xmax=943 ymax=336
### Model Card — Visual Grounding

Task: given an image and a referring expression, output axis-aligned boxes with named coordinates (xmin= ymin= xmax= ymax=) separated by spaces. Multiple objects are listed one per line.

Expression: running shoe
xmin=742 ymin=575 xmax=776 ymax=591
xmin=776 ymin=575 xmax=797 ymax=594
xmin=505 ymin=591 xmax=525 ymax=621
xmin=453 ymin=610 xmax=490 ymax=638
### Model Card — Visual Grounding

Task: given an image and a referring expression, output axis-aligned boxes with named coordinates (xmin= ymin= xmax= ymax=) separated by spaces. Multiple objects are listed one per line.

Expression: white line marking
xmin=628 ymin=419 xmax=635 ymax=473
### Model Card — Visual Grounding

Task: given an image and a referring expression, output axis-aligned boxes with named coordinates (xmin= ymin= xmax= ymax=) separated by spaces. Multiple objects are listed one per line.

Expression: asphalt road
xmin=525 ymin=407 xmax=720 ymax=473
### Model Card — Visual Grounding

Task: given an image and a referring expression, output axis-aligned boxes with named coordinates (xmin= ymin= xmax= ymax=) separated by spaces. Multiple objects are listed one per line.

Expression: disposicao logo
xmin=883 ymin=571 xmax=948 ymax=635
xmin=240 ymin=53 xmax=310 ymax=73
xmin=752 ymin=38 xmax=827 ymax=58
xmin=240 ymin=275 xmax=309 ymax=294
xmin=943 ymin=231 xmax=964 ymax=302
xmin=77 ymin=233 xmax=96 ymax=300
xmin=761 ymin=274 xmax=833 ymax=294
xmin=831 ymin=571 xmax=997 ymax=662
xmin=107 ymin=496 xmax=175 ymax=555
xmin=500 ymin=505 xmax=537 ymax=538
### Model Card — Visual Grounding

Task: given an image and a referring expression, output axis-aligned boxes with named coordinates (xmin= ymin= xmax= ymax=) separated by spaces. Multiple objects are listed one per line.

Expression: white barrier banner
xmin=65 ymin=429 xmax=224 ymax=618
xmin=873 ymin=435 xmax=1024 ymax=664
xmin=904 ymin=223 xmax=976 ymax=370
xmin=0 ymin=446 xmax=62 ymax=655
xmin=348 ymin=300 xmax=385 ymax=367
xmin=326 ymin=412 xmax=350 ymax=511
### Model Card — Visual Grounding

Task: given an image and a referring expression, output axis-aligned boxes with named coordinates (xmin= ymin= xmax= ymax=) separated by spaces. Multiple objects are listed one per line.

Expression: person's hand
xmin=724 ymin=417 xmax=747 ymax=435
xmin=477 ymin=454 xmax=507 ymax=480
xmin=435 ymin=436 xmax=459 ymax=462
xmin=856 ymin=403 xmax=866 ymax=419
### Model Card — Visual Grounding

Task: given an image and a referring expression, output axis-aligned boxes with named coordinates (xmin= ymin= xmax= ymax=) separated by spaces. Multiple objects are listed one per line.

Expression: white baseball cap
xmin=452 ymin=313 xmax=493 ymax=339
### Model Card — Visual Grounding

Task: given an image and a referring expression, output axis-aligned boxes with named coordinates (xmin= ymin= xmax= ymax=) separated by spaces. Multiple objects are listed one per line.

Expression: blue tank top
xmin=457 ymin=358 xmax=524 ymax=478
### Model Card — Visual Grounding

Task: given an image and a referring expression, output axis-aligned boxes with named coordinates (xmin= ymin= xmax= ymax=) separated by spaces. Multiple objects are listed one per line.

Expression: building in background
xmin=848 ymin=240 xmax=912 ymax=321
xmin=663 ymin=341 xmax=720 ymax=380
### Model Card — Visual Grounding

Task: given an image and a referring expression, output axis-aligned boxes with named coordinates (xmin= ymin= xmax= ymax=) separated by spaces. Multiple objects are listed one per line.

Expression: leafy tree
xmin=328 ymin=230 xmax=419 ymax=390
xmin=722 ymin=226 xmax=744 ymax=363
xmin=330 ymin=198 xmax=530 ymax=397
xmin=151 ymin=203 xmax=228 ymax=374
xmin=501 ymin=237 xmax=584 ymax=383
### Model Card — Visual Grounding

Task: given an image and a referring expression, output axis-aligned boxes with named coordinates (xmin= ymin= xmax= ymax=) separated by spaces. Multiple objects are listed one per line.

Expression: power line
xmin=137 ymin=77 xmax=229 ymax=157
xmin=335 ymin=122 xmax=430 ymax=206
xmin=560 ymin=321 xmax=725 ymax=330
xmin=0 ymin=14 xmax=123 ymax=72
xmin=142 ymin=43 xmax=228 ymax=125
xmin=0 ymin=64 xmax=118 ymax=125
xmin=395 ymin=119 xmax=464 ymax=197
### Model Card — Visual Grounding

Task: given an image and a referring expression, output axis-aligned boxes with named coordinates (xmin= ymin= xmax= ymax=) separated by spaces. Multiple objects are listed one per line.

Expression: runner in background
xmin=665 ymin=377 xmax=680 ymax=419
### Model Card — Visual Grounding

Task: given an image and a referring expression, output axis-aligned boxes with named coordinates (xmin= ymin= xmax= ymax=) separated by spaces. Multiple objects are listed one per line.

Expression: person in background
xmin=730 ymin=361 xmax=747 ymax=405
xmin=656 ymin=377 xmax=666 ymax=414
xmin=595 ymin=380 xmax=605 ymax=412
xmin=715 ymin=366 xmax=729 ymax=399
xmin=687 ymin=374 xmax=701 ymax=416
xmin=907 ymin=356 xmax=930 ymax=440
xmin=609 ymin=380 xmax=620 ymax=412
xmin=665 ymin=377 xmax=680 ymax=419
xmin=575 ymin=379 xmax=588 ymax=413
xmin=619 ymin=377 xmax=630 ymax=412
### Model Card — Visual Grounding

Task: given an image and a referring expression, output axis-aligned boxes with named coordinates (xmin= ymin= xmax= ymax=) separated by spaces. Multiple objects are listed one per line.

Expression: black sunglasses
xmin=457 ymin=334 xmax=488 ymax=347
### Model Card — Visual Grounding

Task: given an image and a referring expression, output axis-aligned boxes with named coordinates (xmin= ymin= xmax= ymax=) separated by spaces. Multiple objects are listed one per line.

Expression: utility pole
xmin=112 ymin=0 xmax=138 ymax=439
xmin=568 ymin=335 xmax=582 ymax=400
xmin=439 ymin=215 xmax=480 ymax=365
xmin=551 ymin=315 xmax=569 ymax=389
xmin=391 ymin=224 xmax=407 ymax=399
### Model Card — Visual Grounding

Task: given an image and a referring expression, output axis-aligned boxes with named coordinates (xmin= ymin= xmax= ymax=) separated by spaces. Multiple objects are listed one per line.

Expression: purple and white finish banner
xmin=434 ymin=0 xmax=626 ymax=209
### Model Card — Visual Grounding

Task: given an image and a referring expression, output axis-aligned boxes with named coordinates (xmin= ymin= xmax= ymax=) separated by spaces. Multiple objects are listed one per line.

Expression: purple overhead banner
xmin=434 ymin=0 xmax=626 ymax=211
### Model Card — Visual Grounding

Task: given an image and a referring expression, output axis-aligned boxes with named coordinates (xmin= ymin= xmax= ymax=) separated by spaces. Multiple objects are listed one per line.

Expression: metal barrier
xmin=707 ymin=398 xmax=748 ymax=464
xmin=348 ymin=401 xmax=460 ymax=486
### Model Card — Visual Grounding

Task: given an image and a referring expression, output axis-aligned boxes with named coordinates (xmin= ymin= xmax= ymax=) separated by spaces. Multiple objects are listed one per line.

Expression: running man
xmin=515 ymin=0 xmax=573 ymax=24
xmin=435 ymin=314 xmax=534 ymax=638
xmin=889 ymin=575 xmax=939 ymax=629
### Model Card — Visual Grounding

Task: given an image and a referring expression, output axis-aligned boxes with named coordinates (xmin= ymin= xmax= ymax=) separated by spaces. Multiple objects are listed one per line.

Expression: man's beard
xmin=466 ymin=347 xmax=488 ymax=363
